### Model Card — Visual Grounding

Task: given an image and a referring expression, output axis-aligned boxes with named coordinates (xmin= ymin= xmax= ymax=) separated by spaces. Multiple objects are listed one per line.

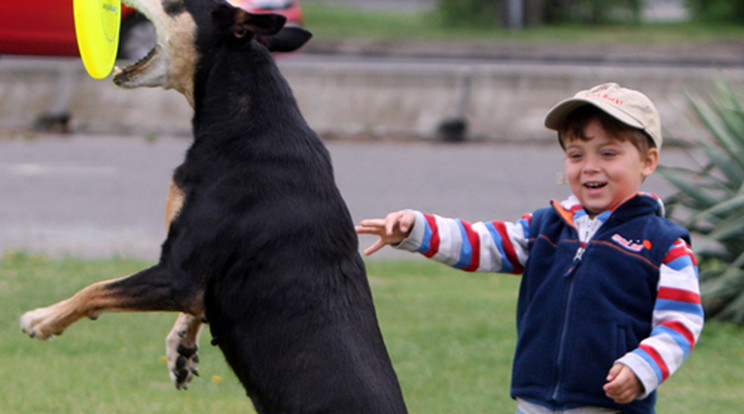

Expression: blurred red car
xmin=0 ymin=0 xmax=303 ymax=59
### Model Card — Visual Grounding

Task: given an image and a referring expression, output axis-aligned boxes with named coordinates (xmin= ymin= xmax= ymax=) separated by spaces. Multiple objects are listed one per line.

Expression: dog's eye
xmin=231 ymin=27 xmax=248 ymax=38
xmin=163 ymin=0 xmax=186 ymax=15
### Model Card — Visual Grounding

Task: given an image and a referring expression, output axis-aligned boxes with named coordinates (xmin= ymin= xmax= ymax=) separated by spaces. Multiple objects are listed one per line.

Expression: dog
xmin=19 ymin=1 xmax=408 ymax=412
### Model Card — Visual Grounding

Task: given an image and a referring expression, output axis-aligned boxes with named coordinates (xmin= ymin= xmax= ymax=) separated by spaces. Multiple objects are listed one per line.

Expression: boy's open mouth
xmin=584 ymin=182 xmax=607 ymax=190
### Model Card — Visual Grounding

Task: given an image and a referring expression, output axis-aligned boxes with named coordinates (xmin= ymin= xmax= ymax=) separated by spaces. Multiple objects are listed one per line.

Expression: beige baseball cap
xmin=544 ymin=82 xmax=662 ymax=150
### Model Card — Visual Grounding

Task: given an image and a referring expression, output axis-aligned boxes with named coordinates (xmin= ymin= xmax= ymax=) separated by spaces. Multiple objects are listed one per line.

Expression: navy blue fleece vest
xmin=510 ymin=195 xmax=689 ymax=414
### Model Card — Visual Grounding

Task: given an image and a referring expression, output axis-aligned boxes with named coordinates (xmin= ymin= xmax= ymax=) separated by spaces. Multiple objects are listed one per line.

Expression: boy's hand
xmin=355 ymin=211 xmax=416 ymax=256
xmin=603 ymin=363 xmax=643 ymax=404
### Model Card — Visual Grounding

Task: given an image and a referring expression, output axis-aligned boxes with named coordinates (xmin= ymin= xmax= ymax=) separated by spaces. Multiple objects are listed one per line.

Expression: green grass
xmin=302 ymin=2 xmax=744 ymax=46
xmin=1 ymin=252 xmax=743 ymax=412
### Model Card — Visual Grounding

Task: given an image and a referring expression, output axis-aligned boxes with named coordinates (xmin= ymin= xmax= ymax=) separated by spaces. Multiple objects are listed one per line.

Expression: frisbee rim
xmin=74 ymin=0 xmax=122 ymax=79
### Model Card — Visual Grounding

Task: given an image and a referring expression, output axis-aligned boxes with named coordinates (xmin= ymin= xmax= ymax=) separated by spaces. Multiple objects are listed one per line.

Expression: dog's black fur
xmin=174 ymin=5 xmax=407 ymax=412
xmin=21 ymin=1 xmax=407 ymax=413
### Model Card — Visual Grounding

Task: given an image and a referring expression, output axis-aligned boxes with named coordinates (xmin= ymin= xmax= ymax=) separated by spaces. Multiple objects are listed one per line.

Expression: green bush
xmin=686 ymin=0 xmax=744 ymax=23
xmin=433 ymin=0 xmax=642 ymax=27
xmin=659 ymin=79 xmax=744 ymax=324
xmin=435 ymin=0 xmax=501 ymax=27
xmin=563 ymin=0 xmax=641 ymax=24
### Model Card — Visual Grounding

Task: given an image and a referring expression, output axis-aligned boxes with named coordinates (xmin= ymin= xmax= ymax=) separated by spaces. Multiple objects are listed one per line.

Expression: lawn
xmin=301 ymin=2 xmax=744 ymax=46
xmin=1 ymin=252 xmax=742 ymax=413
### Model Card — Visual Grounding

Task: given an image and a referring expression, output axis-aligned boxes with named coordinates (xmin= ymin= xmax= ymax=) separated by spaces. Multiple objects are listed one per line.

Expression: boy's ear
xmin=641 ymin=147 xmax=659 ymax=178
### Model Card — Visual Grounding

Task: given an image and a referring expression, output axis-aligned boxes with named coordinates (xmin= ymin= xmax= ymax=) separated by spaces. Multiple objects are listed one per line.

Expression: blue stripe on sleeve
xmin=665 ymin=255 xmax=694 ymax=271
xmin=415 ymin=218 xmax=432 ymax=254
xmin=655 ymin=299 xmax=704 ymax=317
xmin=518 ymin=218 xmax=530 ymax=239
xmin=485 ymin=222 xmax=513 ymax=273
xmin=652 ymin=325 xmax=692 ymax=358
xmin=453 ymin=219 xmax=472 ymax=269
xmin=632 ymin=348 xmax=663 ymax=383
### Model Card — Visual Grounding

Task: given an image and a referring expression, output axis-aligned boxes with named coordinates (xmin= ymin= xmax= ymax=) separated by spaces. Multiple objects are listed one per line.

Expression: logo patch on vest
xmin=611 ymin=233 xmax=652 ymax=252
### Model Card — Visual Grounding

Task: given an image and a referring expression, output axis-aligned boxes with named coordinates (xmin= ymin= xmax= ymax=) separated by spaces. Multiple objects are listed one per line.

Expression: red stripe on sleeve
xmin=461 ymin=220 xmax=481 ymax=272
xmin=661 ymin=320 xmax=697 ymax=350
xmin=494 ymin=221 xmax=524 ymax=274
xmin=664 ymin=242 xmax=698 ymax=266
xmin=423 ymin=213 xmax=440 ymax=258
xmin=658 ymin=287 xmax=701 ymax=304
xmin=640 ymin=344 xmax=670 ymax=382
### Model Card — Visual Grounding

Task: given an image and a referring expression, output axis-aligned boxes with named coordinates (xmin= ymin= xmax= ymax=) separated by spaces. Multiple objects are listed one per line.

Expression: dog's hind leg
xmin=20 ymin=263 xmax=203 ymax=340
xmin=165 ymin=313 xmax=204 ymax=389
xmin=162 ymin=179 xmax=204 ymax=389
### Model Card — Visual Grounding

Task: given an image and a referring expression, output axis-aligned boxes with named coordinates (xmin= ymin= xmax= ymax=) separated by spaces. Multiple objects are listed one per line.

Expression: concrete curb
xmin=2 ymin=45 xmax=743 ymax=142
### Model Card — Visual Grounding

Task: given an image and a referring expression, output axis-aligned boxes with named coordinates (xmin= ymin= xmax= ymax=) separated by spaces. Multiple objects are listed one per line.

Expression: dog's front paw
xmin=20 ymin=306 xmax=65 ymax=340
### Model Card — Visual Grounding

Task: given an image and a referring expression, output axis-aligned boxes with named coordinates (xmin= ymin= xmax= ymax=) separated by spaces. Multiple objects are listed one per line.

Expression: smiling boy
xmin=356 ymin=83 xmax=703 ymax=413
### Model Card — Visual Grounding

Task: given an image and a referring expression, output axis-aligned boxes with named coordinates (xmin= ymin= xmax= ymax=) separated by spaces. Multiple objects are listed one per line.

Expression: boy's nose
xmin=582 ymin=155 xmax=600 ymax=173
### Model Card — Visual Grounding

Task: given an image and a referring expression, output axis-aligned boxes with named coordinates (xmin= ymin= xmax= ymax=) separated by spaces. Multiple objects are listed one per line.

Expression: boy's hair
xmin=558 ymin=105 xmax=656 ymax=156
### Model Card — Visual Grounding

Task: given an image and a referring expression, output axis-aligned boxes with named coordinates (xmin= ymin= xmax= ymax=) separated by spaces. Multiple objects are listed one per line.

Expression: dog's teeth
xmin=113 ymin=66 xmax=122 ymax=76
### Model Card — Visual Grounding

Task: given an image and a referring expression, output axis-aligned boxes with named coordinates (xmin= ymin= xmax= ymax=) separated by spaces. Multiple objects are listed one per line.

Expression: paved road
xmin=0 ymin=133 xmax=692 ymax=260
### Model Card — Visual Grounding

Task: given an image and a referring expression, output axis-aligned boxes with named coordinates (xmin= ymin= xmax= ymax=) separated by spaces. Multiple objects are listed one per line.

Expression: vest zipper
xmin=573 ymin=246 xmax=585 ymax=261
xmin=563 ymin=243 xmax=585 ymax=277
xmin=553 ymin=243 xmax=585 ymax=401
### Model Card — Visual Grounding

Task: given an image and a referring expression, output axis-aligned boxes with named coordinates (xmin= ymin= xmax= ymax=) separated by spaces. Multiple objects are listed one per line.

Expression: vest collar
xmin=551 ymin=192 xmax=665 ymax=228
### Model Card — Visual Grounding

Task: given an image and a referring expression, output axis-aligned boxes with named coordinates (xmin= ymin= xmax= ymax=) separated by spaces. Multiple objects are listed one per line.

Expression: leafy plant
xmin=686 ymin=0 xmax=744 ymax=24
xmin=659 ymin=78 xmax=744 ymax=323
xmin=435 ymin=0 xmax=501 ymax=28
xmin=571 ymin=0 xmax=642 ymax=24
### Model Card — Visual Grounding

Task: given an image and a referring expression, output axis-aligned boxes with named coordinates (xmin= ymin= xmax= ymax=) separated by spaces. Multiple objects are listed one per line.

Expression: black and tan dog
xmin=20 ymin=0 xmax=407 ymax=412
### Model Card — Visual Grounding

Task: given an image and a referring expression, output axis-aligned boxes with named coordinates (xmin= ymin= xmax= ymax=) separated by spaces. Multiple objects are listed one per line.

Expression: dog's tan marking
xmin=20 ymin=278 xmax=138 ymax=340
xmin=113 ymin=0 xmax=198 ymax=106
xmin=165 ymin=179 xmax=185 ymax=228
xmin=165 ymin=13 xmax=198 ymax=106
xmin=20 ymin=273 xmax=205 ymax=340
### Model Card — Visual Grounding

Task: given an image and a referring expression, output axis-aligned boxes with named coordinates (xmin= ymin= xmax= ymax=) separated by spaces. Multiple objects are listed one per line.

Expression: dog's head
xmin=113 ymin=0 xmax=312 ymax=107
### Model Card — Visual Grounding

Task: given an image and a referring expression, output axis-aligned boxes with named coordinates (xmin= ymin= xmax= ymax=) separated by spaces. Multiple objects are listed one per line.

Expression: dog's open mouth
xmin=113 ymin=43 xmax=160 ymax=84
xmin=112 ymin=0 xmax=169 ymax=88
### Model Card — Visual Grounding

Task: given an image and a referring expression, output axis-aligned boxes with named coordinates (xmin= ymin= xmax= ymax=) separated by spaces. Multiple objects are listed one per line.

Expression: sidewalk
xmin=0 ymin=134 xmax=691 ymax=260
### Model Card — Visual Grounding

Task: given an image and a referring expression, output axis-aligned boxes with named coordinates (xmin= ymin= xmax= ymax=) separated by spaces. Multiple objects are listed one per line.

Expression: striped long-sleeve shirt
xmin=396 ymin=194 xmax=703 ymax=401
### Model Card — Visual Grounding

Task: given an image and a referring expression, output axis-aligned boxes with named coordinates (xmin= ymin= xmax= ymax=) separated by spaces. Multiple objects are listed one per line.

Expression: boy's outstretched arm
xmin=355 ymin=210 xmax=416 ymax=256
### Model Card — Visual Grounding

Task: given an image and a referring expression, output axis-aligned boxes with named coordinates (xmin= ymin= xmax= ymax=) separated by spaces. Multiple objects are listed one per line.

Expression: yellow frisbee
xmin=73 ymin=0 xmax=122 ymax=79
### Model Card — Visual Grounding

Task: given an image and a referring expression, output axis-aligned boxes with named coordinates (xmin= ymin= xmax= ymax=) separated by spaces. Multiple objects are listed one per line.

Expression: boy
xmin=356 ymin=83 xmax=703 ymax=413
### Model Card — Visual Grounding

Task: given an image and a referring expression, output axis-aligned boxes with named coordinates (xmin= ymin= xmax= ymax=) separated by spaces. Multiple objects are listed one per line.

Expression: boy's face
xmin=563 ymin=118 xmax=659 ymax=217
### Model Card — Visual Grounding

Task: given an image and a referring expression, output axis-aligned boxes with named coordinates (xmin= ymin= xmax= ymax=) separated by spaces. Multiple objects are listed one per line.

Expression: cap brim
xmin=544 ymin=98 xmax=646 ymax=132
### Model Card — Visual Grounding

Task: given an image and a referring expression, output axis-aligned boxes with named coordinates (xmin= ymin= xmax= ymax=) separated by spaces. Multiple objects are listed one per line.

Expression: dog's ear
xmin=213 ymin=5 xmax=287 ymax=39
xmin=258 ymin=27 xmax=313 ymax=53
